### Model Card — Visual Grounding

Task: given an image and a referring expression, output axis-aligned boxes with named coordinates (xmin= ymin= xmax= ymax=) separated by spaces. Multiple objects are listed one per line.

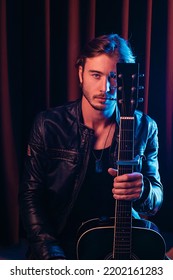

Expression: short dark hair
xmin=76 ymin=34 xmax=135 ymax=68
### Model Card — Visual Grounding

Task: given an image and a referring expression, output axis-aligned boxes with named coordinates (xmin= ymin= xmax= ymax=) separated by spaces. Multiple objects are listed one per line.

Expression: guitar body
xmin=76 ymin=217 xmax=166 ymax=260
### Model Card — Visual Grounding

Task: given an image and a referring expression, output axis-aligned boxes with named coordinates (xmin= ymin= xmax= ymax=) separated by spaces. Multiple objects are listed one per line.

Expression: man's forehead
xmin=84 ymin=56 xmax=118 ymax=76
xmin=85 ymin=54 xmax=118 ymax=65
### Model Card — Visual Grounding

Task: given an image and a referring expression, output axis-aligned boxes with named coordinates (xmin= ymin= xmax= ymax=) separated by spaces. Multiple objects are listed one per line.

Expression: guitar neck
xmin=113 ymin=116 xmax=134 ymax=259
xmin=118 ymin=116 xmax=135 ymax=173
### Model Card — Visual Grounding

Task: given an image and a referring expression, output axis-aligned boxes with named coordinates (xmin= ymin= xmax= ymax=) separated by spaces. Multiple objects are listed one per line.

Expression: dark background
xmin=0 ymin=0 xmax=172 ymax=246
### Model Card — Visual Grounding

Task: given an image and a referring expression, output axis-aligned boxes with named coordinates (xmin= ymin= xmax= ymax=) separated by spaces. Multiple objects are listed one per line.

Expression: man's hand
xmin=108 ymin=168 xmax=144 ymax=201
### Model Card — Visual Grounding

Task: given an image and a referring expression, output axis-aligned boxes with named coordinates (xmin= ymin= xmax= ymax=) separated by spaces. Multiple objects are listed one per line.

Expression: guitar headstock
xmin=117 ymin=63 xmax=140 ymax=117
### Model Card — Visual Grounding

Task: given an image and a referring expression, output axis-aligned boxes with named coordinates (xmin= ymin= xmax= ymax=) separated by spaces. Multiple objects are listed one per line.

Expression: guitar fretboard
xmin=113 ymin=117 xmax=134 ymax=259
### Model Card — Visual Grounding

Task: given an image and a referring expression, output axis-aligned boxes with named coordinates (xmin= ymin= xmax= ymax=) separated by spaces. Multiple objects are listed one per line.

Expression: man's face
xmin=79 ymin=54 xmax=118 ymax=113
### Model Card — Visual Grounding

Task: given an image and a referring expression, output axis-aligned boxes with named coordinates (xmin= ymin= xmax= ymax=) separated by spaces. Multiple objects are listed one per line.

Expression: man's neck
xmin=81 ymin=97 xmax=114 ymax=130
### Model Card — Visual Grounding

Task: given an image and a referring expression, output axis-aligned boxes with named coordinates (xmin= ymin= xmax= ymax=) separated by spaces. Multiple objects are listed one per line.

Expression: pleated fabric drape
xmin=166 ymin=0 xmax=173 ymax=166
xmin=0 ymin=0 xmax=19 ymax=244
xmin=0 ymin=0 xmax=173 ymax=245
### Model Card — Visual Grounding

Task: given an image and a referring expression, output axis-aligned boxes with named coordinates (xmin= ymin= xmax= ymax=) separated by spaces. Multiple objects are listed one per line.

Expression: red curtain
xmin=166 ymin=0 xmax=173 ymax=166
xmin=0 ymin=0 xmax=172 ymax=245
xmin=0 ymin=0 xmax=19 ymax=244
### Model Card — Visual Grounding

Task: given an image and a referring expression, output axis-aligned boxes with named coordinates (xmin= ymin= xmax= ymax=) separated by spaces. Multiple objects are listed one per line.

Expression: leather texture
xmin=19 ymin=99 xmax=163 ymax=259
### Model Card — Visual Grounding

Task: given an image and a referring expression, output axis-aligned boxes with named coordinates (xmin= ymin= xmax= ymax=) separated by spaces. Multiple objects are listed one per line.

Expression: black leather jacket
xmin=19 ymin=99 xmax=163 ymax=259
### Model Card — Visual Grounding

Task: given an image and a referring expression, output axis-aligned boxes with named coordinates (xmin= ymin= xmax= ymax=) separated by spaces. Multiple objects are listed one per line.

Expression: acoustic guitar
xmin=76 ymin=63 xmax=166 ymax=260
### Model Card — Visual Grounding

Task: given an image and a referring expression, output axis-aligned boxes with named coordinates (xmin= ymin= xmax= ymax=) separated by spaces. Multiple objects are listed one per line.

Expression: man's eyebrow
xmin=88 ymin=70 xmax=103 ymax=73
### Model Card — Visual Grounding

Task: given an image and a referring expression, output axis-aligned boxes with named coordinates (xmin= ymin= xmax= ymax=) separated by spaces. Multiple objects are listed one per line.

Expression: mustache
xmin=94 ymin=94 xmax=117 ymax=101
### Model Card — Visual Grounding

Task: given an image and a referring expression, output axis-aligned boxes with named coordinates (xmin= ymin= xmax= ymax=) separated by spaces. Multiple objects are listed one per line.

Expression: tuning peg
xmin=138 ymin=98 xmax=144 ymax=103
xmin=139 ymin=73 xmax=144 ymax=78
xmin=132 ymin=74 xmax=137 ymax=79
xmin=118 ymin=86 xmax=123 ymax=91
xmin=118 ymin=99 xmax=124 ymax=104
xmin=131 ymin=86 xmax=136 ymax=92
xmin=138 ymin=86 xmax=144 ymax=90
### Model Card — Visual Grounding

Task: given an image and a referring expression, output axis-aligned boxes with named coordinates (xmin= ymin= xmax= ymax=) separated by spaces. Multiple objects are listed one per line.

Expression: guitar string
xmin=114 ymin=117 xmax=134 ymax=258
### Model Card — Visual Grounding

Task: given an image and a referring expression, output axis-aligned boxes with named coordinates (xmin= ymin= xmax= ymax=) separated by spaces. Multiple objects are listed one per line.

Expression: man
xmin=19 ymin=34 xmax=163 ymax=259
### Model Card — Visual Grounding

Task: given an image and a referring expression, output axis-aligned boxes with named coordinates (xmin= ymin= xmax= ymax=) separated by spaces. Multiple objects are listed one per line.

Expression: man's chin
xmin=91 ymin=101 xmax=107 ymax=111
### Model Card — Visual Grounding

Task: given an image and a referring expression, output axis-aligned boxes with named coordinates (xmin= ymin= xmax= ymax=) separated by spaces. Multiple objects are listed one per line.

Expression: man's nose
xmin=100 ymin=78 xmax=110 ymax=93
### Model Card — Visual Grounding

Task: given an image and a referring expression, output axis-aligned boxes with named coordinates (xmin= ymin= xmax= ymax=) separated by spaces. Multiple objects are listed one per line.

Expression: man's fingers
xmin=108 ymin=168 xmax=118 ymax=177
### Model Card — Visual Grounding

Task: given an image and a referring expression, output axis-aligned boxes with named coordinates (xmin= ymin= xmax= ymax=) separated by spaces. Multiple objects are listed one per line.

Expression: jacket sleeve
xmin=133 ymin=118 xmax=163 ymax=216
xmin=19 ymin=113 xmax=66 ymax=259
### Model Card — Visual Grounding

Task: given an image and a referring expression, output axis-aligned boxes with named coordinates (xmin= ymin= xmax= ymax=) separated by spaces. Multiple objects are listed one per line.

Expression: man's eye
xmin=92 ymin=73 xmax=101 ymax=79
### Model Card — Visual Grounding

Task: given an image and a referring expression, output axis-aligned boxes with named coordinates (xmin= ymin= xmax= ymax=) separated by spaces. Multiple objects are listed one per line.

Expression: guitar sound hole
xmin=105 ymin=252 xmax=139 ymax=260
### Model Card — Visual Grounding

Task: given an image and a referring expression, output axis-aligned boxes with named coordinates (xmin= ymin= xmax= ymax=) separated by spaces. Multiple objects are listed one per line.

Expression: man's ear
xmin=78 ymin=66 xmax=83 ymax=83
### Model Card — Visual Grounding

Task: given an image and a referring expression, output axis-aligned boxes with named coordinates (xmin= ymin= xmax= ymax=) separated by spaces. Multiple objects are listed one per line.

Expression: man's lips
xmin=95 ymin=96 xmax=116 ymax=101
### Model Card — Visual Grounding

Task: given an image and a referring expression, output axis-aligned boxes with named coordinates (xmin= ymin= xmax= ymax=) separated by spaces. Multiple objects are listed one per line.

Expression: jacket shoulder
xmin=41 ymin=99 xmax=80 ymax=118
xmin=29 ymin=100 xmax=82 ymax=143
xmin=135 ymin=110 xmax=158 ymax=129
xmin=34 ymin=99 xmax=81 ymax=124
